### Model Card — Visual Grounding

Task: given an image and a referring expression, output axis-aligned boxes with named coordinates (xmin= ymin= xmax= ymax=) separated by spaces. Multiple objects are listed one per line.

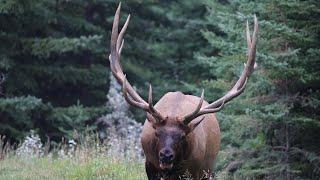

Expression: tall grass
xmin=0 ymin=133 xmax=146 ymax=180
xmin=0 ymin=155 xmax=145 ymax=179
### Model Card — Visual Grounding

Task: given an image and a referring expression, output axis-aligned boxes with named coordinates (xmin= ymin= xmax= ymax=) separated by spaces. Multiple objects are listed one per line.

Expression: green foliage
xmin=0 ymin=0 xmax=113 ymax=140
xmin=0 ymin=96 xmax=50 ymax=139
xmin=22 ymin=35 xmax=103 ymax=58
xmin=0 ymin=96 xmax=110 ymax=140
xmin=0 ymin=0 xmax=108 ymax=106
xmin=201 ymin=0 xmax=320 ymax=179
xmin=48 ymin=105 xmax=110 ymax=138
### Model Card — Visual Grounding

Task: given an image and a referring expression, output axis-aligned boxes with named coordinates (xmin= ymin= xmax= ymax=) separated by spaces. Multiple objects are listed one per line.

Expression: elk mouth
xmin=159 ymin=162 xmax=173 ymax=170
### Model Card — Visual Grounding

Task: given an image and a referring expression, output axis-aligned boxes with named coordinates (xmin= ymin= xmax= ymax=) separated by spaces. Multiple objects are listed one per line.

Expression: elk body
xmin=108 ymin=4 xmax=258 ymax=180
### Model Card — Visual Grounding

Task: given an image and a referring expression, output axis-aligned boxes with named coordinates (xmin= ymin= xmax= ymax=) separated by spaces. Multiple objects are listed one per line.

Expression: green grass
xmin=0 ymin=156 xmax=146 ymax=180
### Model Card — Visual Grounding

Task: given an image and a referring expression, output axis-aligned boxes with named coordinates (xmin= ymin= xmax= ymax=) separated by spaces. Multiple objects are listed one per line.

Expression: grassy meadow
xmin=0 ymin=133 xmax=146 ymax=180
xmin=0 ymin=156 xmax=145 ymax=180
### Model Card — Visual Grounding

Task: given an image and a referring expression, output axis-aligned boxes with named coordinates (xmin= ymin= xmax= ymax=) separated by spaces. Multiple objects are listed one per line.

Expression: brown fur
xmin=141 ymin=92 xmax=221 ymax=179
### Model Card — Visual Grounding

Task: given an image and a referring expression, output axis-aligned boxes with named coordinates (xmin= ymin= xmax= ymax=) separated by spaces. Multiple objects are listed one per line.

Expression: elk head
xmin=108 ymin=4 xmax=258 ymax=170
xmin=146 ymin=112 xmax=206 ymax=169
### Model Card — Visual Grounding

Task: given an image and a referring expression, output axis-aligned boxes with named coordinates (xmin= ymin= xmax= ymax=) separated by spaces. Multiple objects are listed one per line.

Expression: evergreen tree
xmin=199 ymin=0 xmax=320 ymax=179
xmin=0 ymin=0 xmax=108 ymax=106
xmin=0 ymin=0 xmax=111 ymax=140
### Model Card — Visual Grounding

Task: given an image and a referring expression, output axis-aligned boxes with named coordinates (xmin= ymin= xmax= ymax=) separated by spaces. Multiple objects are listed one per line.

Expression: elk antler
xmin=183 ymin=16 xmax=259 ymax=125
xmin=109 ymin=3 xmax=165 ymax=123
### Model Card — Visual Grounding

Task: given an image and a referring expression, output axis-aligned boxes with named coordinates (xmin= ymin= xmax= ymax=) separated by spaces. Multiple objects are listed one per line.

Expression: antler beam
xmin=109 ymin=3 xmax=165 ymax=123
xmin=183 ymin=16 xmax=259 ymax=124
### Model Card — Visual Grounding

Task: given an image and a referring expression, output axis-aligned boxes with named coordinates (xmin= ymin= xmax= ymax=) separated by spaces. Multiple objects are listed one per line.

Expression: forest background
xmin=0 ymin=0 xmax=319 ymax=179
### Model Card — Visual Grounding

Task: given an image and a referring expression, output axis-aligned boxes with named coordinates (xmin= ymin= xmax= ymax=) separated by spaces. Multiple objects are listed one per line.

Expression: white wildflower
xmin=16 ymin=130 xmax=43 ymax=158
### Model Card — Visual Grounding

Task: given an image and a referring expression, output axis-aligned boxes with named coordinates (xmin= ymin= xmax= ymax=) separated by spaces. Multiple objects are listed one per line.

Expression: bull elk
xmin=108 ymin=3 xmax=258 ymax=180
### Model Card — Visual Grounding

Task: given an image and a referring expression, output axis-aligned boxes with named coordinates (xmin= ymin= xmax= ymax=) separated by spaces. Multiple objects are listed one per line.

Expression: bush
xmin=0 ymin=96 xmax=110 ymax=141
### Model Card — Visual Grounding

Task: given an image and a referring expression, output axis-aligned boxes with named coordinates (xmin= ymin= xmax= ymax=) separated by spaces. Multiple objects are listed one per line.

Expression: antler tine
xmin=244 ymin=15 xmax=258 ymax=77
xmin=252 ymin=15 xmax=258 ymax=47
xmin=183 ymin=16 xmax=259 ymax=123
xmin=110 ymin=3 xmax=121 ymax=60
xmin=119 ymin=39 xmax=124 ymax=55
xmin=117 ymin=14 xmax=131 ymax=52
xmin=148 ymin=84 xmax=153 ymax=107
xmin=183 ymin=89 xmax=204 ymax=125
xmin=249 ymin=14 xmax=258 ymax=73
xmin=109 ymin=3 xmax=122 ymax=79
xmin=196 ymin=99 xmax=226 ymax=116
xmin=148 ymin=84 xmax=165 ymax=122
xmin=246 ymin=20 xmax=251 ymax=49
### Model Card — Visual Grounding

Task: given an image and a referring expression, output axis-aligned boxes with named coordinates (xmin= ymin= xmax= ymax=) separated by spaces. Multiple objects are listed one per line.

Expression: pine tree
xmin=0 ymin=0 xmax=109 ymax=106
xmin=199 ymin=0 xmax=320 ymax=179
xmin=0 ymin=0 xmax=111 ymax=140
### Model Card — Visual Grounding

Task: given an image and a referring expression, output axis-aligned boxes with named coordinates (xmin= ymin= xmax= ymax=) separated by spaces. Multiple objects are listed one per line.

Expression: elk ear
xmin=188 ymin=116 xmax=205 ymax=132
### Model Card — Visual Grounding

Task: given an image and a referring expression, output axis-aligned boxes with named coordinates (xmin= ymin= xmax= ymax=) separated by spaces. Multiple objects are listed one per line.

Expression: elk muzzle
xmin=159 ymin=148 xmax=174 ymax=170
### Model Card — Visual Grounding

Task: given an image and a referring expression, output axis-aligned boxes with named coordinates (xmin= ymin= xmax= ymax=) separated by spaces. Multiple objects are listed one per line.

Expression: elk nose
xmin=159 ymin=149 xmax=174 ymax=163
